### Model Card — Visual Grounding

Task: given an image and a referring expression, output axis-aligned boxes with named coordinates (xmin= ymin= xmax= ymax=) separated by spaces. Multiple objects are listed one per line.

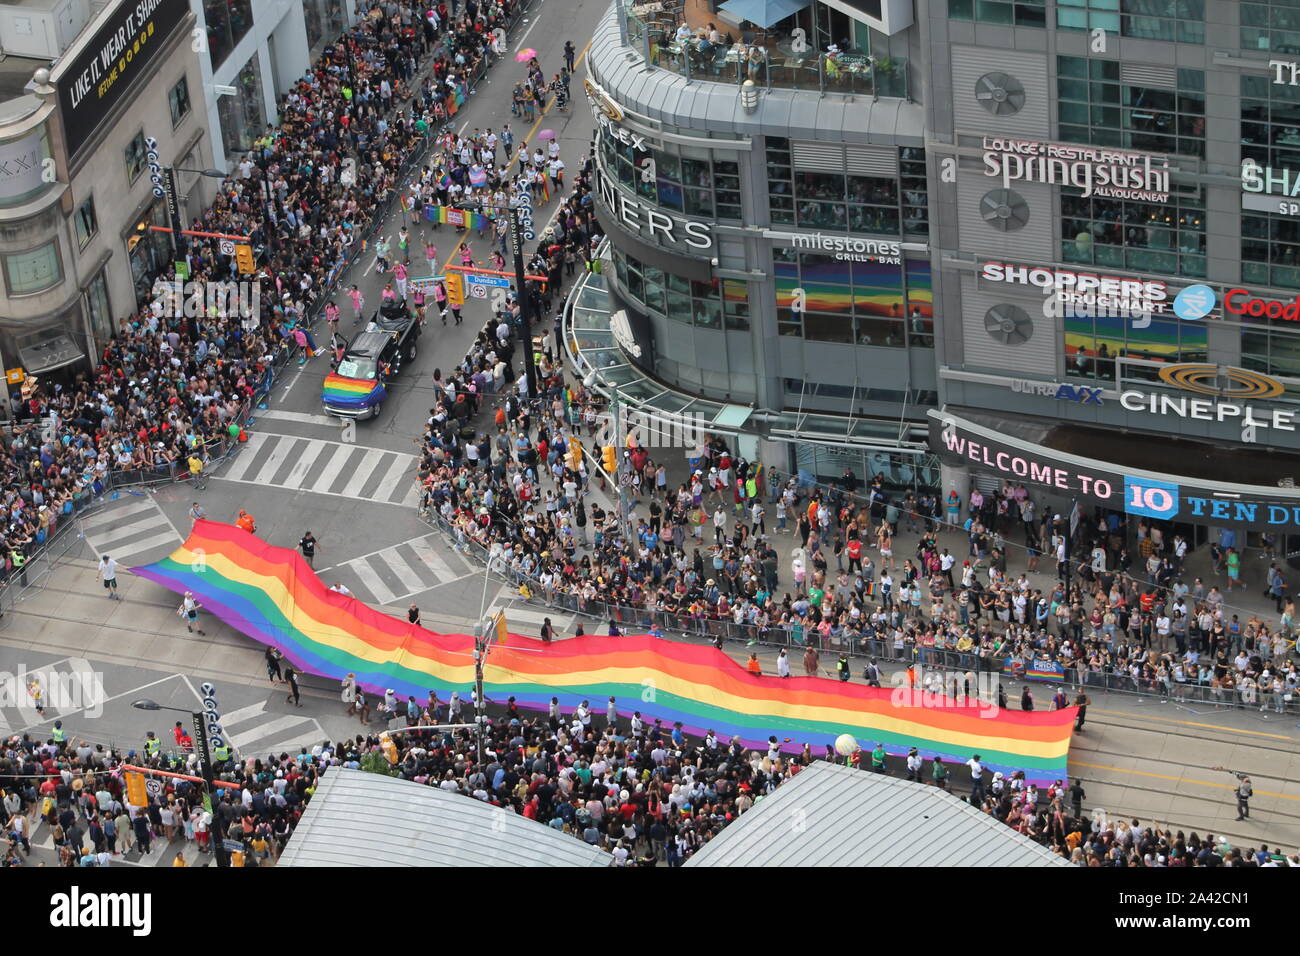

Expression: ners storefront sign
xmin=982 ymin=137 xmax=1171 ymax=203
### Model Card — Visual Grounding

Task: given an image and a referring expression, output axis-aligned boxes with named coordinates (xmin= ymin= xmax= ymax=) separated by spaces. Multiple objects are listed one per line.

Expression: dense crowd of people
xmin=0 ymin=0 xmax=523 ymax=582
xmin=418 ymin=353 xmax=1299 ymax=713
xmin=4 ymin=695 xmax=1289 ymax=867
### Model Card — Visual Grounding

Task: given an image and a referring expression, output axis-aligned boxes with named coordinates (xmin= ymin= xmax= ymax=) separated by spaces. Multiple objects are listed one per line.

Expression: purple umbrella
xmin=537 ymin=129 xmax=556 ymax=141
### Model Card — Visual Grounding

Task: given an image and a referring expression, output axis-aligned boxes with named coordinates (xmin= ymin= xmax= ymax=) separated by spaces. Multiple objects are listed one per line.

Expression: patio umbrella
xmin=718 ymin=0 xmax=811 ymax=29
xmin=516 ymin=48 xmax=537 ymax=62
xmin=536 ymin=129 xmax=556 ymax=141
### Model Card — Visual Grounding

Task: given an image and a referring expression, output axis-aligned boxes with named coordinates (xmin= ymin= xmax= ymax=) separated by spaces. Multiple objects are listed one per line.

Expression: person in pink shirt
xmin=348 ymin=284 xmax=364 ymax=320
xmin=434 ymin=280 xmax=448 ymax=325
xmin=381 ymin=282 xmax=397 ymax=303
xmin=324 ymin=300 xmax=341 ymax=336
xmin=394 ymin=261 xmax=409 ymax=299
xmin=425 ymin=242 xmax=437 ymax=276
xmin=460 ymin=244 xmax=473 ymax=268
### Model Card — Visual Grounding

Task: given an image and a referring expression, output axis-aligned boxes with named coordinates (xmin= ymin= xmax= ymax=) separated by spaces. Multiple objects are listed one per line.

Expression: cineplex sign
xmin=982 ymin=137 xmax=1171 ymax=203
xmin=929 ymin=411 xmax=1300 ymax=529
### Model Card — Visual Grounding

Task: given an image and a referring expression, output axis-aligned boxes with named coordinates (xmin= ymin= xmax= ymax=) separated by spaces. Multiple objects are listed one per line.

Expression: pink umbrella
xmin=537 ymin=129 xmax=556 ymax=141
xmin=515 ymin=48 xmax=537 ymax=62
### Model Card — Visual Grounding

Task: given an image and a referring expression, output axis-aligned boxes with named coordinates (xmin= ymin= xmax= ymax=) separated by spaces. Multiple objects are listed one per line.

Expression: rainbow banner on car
xmin=321 ymin=372 xmax=384 ymax=410
xmin=132 ymin=523 xmax=1076 ymax=782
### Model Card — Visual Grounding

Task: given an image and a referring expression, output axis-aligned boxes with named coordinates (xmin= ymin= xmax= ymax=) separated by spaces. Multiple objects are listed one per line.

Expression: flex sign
xmin=929 ymin=411 xmax=1300 ymax=529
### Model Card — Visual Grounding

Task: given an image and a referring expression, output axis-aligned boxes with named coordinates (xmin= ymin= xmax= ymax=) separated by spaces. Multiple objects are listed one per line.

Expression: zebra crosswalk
xmin=217 ymin=431 xmax=421 ymax=507
xmin=219 ymin=698 xmax=327 ymax=760
xmin=77 ymin=497 xmax=181 ymax=564
xmin=325 ymin=534 xmax=472 ymax=606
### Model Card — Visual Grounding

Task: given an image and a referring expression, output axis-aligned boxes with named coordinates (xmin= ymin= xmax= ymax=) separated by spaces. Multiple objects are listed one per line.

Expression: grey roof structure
xmin=684 ymin=762 xmax=1072 ymax=867
xmin=278 ymin=768 xmax=612 ymax=868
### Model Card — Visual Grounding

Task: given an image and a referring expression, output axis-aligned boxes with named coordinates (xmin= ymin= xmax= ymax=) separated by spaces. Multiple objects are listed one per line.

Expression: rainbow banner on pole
xmin=132 ymin=523 xmax=1076 ymax=782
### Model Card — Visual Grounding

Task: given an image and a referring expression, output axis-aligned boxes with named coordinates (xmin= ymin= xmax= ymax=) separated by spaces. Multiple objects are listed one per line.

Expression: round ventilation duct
xmin=980 ymin=188 xmax=1030 ymax=232
xmin=975 ymin=72 xmax=1026 ymax=115
xmin=984 ymin=304 xmax=1034 ymax=345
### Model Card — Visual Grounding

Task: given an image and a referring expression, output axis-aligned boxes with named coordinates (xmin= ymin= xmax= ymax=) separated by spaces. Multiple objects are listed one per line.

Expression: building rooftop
xmin=277 ymin=767 xmax=614 ymax=868
xmin=684 ymin=761 xmax=1073 ymax=867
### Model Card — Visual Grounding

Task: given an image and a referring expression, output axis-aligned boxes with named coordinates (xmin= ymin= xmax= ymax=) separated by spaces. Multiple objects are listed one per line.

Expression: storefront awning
xmin=718 ymin=0 xmax=812 ymax=29
xmin=17 ymin=329 xmax=84 ymax=376
xmin=931 ymin=408 xmax=1300 ymax=531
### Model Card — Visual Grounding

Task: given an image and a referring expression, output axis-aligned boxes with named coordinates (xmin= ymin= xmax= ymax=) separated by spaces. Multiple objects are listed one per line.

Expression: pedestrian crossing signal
xmin=234 ymin=244 xmax=256 ymax=275
xmin=445 ymin=272 xmax=465 ymax=306
xmin=602 ymin=445 xmax=617 ymax=473
xmin=567 ymin=437 xmax=583 ymax=470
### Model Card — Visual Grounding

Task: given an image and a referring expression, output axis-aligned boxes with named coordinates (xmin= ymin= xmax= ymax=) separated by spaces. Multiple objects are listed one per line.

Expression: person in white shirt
xmin=966 ymin=754 xmax=985 ymax=801
xmin=905 ymin=747 xmax=923 ymax=782
xmin=98 ymin=555 xmax=120 ymax=600
xmin=776 ymin=648 xmax=790 ymax=678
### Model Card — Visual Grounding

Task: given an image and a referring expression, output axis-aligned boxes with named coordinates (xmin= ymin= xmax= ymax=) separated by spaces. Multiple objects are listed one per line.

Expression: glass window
xmin=124 ymin=131 xmax=147 ymax=185
xmin=1058 ymin=0 xmax=1202 ymax=40
xmin=74 ymin=195 xmax=97 ymax=250
xmin=84 ymin=266 xmax=112 ymax=347
xmin=1058 ymin=56 xmax=1204 ymax=157
xmin=217 ymin=53 xmax=267 ymax=157
xmin=950 ymin=0 xmax=1046 ymax=26
xmin=205 ymin=0 xmax=255 ymax=71
xmin=1243 ymin=212 xmax=1300 ymax=289
xmin=169 ymin=76 xmax=191 ymax=128
xmin=1062 ymin=184 xmax=1206 ymax=279
xmin=4 ymin=240 xmax=63 ymax=295
xmin=1242 ymin=2 xmax=1300 ymax=53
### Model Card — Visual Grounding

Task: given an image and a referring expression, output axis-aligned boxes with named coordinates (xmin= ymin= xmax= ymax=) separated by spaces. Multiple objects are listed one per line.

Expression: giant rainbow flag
xmin=133 ymin=522 xmax=1075 ymax=782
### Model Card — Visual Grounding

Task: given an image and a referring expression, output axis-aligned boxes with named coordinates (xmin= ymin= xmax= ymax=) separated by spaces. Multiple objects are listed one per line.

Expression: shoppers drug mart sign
xmin=982 ymin=137 xmax=1171 ymax=202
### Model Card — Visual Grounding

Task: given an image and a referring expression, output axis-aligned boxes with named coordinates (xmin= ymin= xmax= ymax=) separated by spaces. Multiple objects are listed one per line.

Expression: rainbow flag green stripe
xmin=131 ymin=522 xmax=1076 ymax=781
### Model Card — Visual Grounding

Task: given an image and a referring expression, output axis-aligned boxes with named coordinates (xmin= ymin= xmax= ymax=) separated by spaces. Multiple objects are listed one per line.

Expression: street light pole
xmin=506 ymin=200 xmax=540 ymax=403
xmin=132 ymin=699 xmax=229 ymax=868
xmin=452 ymin=199 xmax=539 ymax=401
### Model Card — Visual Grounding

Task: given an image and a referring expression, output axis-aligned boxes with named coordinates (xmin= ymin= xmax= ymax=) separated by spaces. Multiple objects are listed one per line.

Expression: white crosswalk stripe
xmin=78 ymin=497 xmax=181 ymax=563
xmin=329 ymin=534 xmax=471 ymax=606
xmin=217 ymin=698 xmax=326 ymax=758
xmin=217 ymin=431 xmax=419 ymax=505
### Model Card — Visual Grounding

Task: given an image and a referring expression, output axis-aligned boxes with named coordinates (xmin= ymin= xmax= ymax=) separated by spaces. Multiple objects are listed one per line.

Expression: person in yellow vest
xmin=212 ymin=741 xmax=232 ymax=767
xmin=172 ymin=851 xmax=187 ymax=867
xmin=51 ymin=721 xmax=65 ymax=746
xmin=144 ymin=732 xmax=161 ymax=758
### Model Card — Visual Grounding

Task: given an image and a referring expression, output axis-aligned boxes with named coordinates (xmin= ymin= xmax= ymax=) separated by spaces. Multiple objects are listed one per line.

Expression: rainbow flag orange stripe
xmin=131 ymin=523 xmax=1076 ymax=781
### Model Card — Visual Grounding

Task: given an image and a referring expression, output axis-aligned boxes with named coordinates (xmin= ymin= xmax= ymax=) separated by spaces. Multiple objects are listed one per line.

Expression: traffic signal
xmin=567 ymin=436 xmax=583 ymax=470
xmin=602 ymin=445 xmax=617 ymax=473
xmin=445 ymin=272 xmax=465 ymax=306
xmin=234 ymin=243 xmax=256 ymax=275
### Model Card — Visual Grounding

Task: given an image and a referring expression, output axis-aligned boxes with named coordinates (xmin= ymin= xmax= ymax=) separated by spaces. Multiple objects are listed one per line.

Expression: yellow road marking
xmin=1072 ymin=760 xmax=1300 ymax=802
xmin=439 ymin=35 xmax=597 ymax=272
xmin=1093 ymin=707 xmax=1300 ymax=742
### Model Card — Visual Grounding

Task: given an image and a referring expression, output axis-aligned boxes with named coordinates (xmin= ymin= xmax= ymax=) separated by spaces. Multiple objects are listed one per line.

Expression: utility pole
xmin=453 ymin=199 xmax=539 ymax=400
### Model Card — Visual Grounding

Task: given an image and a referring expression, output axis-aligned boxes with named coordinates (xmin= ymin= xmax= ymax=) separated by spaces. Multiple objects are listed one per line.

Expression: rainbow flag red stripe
xmin=131 ymin=523 xmax=1076 ymax=782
